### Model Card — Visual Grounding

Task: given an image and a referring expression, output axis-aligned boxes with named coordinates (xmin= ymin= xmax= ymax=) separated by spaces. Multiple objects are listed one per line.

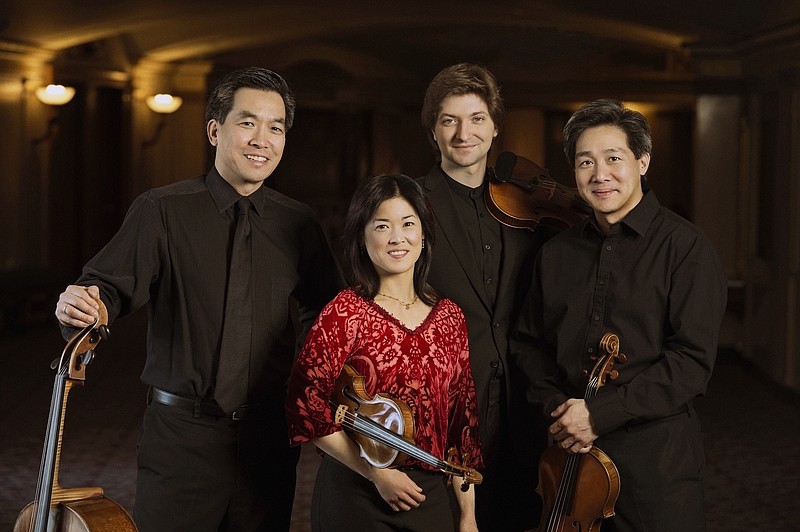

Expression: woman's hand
xmin=371 ymin=468 xmax=426 ymax=511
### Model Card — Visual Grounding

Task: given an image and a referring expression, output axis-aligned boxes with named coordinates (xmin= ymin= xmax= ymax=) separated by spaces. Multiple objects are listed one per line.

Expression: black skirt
xmin=311 ymin=454 xmax=455 ymax=532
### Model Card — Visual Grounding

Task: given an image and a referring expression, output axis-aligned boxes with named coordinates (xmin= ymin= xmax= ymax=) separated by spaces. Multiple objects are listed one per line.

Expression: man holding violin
xmin=417 ymin=63 xmax=551 ymax=531
xmin=512 ymin=99 xmax=727 ymax=531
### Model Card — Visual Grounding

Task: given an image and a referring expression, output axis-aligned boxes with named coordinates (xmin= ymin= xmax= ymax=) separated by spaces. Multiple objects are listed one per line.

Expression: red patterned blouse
xmin=285 ymin=288 xmax=483 ymax=471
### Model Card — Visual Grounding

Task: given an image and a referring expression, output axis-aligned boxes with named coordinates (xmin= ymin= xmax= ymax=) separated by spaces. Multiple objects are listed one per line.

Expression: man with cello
xmin=512 ymin=99 xmax=727 ymax=531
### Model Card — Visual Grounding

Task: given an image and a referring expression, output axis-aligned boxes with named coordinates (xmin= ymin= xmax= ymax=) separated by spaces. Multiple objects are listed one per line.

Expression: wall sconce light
xmin=35 ymin=84 xmax=76 ymax=106
xmin=145 ymin=93 xmax=183 ymax=114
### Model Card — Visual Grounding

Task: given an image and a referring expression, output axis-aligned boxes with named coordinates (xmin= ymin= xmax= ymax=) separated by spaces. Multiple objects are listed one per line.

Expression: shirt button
xmin=490 ymin=360 xmax=499 ymax=368
xmin=485 ymin=278 xmax=493 ymax=284
xmin=593 ymin=315 xmax=600 ymax=321
xmin=606 ymin=245 xmax=612 ymax=251
xmin=484 ymin=244 xmax=492 ymax=251
xmin=588 ymin=347 xmax=594 ymax=353
xmin=492 ymin=322 xmax=500 ymax=328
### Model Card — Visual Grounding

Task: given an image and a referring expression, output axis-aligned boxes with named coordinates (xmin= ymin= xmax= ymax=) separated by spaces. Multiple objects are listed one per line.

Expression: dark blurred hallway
xmin=1 ymin=312 xmax=798 ymax=531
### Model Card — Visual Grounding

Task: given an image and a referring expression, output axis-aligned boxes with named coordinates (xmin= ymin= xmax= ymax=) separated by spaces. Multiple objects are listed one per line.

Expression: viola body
xmin=535 ymin=333 xmax=625 ymax=532
xmin=536 ymin=446 xmax=620 ymax=532
xmin=15 ymin=497 xmax=137 ymax=532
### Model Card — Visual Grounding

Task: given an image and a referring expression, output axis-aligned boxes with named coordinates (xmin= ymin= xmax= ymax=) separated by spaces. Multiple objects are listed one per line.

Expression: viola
xmin=14 ymin=296 xmax=137 ymax=532
xmin=535 ymin=332 xmax=626 ymax=532
xmin=330 ymin=364 xmax=482 ymax=491
xmin=486 ymin=151 xmax=592 ymax=231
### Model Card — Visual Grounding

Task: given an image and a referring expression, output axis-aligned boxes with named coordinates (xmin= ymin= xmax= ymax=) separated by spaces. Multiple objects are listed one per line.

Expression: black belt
xmin=149 ymin=387 xmax=259 ymax=421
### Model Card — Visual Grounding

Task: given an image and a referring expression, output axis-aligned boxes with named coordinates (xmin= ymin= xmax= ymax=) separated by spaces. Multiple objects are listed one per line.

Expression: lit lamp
xmin=35 ymin=84 xmax=76 ymax=106
xmin=145 ymin=93 xmax=183 ymax=114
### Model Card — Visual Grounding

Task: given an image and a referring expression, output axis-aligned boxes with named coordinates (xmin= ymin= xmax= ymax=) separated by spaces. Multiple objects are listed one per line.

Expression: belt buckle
xmin=230 ymin=405 xmax=249 ymax=421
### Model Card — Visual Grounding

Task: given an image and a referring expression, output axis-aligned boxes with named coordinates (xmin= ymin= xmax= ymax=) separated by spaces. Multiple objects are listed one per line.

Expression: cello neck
xmin=32 ymin=373 xmax=69 ymax=532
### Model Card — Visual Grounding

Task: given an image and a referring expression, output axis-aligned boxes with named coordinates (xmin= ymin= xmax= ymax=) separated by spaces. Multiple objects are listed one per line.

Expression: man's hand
xmin=56 ymin=285 xmax=101 ymax=327
xmin=549 ymin=398 xmax=598 ymax=454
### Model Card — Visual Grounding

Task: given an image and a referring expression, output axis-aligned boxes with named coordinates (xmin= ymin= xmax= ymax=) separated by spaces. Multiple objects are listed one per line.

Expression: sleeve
xmin=508 ymin=251 xmax=571 ymax=417
xmin=284 ymin=292 xmax=355 ymax=445
xmin=447 ymin=307 xmax=484 ymax=469
xmin=59 ymin=194 xmax=163 ymax=340
xmin=587 ymin=231 xmax=728 ymax=434
xmin=291 ymin=217 xmax=346 ymax=353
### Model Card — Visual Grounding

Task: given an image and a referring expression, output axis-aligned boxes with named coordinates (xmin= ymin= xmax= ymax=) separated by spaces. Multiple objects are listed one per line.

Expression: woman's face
xmin=364 ymin=196 xmax=423 ymax=279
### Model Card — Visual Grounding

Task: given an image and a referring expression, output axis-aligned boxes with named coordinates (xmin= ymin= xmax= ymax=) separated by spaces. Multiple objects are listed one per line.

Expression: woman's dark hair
xmin=205 ymin=67 xmax=296 ymax=130
xmin=421 ymin=63 xmax=504 ymax=152
xmin=563 ymin=98 xmax=652 ymax=165
xmin=342 ymin=174 xmax=438 ymax=306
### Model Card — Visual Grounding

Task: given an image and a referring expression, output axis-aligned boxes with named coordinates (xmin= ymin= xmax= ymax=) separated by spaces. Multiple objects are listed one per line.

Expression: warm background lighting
xmin=35 ymin=84 xmax=76 ymax=105
xmin=145 ymin=93 xmax=183 ymax=114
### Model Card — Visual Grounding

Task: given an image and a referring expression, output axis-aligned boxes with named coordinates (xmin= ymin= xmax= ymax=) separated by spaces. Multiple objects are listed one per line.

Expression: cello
xmin=486 ymin=151 xmax=591 ymax=231
xmin=330 ymin=364 xmax=482 ymax=491
xmin=535 ymin=332 xmax=626 ymax=532
xmin=14 ymin=296 xmax=137 ymax=532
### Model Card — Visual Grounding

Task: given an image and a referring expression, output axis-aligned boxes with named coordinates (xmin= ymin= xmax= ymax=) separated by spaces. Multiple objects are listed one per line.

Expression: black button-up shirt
xmin=512 ymin=190 xmax=727 ymax=435
xmin=70 ymin=168 xmax=344 ymax=402
xmin=446 ymin=178 xmax=501 ymax=318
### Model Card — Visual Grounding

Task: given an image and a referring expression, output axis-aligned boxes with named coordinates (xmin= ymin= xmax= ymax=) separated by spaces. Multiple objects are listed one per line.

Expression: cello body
xmin=13 ymin=295 xmax=137 ymax=532
xmin=15 ymin=497 xmax=137 ymax=532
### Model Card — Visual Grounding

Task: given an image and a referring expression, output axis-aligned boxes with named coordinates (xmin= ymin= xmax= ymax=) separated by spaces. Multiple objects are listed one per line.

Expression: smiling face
xmin=433 ymin=93 xmax=498 ymax=182
xmin=207 ymin=88 xmax=286 ymax=196
xmin=574 ymin=124 xmax=651 ymax=233
xmin=364 ymin=196 xmax=423 ymax=280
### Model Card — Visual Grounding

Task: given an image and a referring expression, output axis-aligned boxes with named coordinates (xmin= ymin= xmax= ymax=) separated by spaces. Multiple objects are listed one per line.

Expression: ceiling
xmin=1 ymin=0 xmax=798 ymax=106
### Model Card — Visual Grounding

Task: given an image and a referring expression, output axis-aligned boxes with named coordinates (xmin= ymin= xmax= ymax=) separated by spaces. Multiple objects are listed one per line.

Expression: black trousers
xmin=311 ymin=454 xmax=454 ymax=532
xmin=474 ymin=371 xmax=543 ymax=532
xmin=133 ymin=398 xmax=300 ymax=532
xmin=598 ymin=406 xmax=706 ymax=532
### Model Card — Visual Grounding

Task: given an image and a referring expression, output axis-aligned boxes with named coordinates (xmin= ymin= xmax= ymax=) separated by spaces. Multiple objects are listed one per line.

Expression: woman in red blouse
xmin=285 ymin=173 xmax=483 ymax=531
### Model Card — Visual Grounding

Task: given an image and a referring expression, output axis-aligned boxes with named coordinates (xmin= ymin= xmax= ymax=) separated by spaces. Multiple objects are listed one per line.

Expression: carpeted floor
xmin=1 ymin=310 xmax=797 ymax=530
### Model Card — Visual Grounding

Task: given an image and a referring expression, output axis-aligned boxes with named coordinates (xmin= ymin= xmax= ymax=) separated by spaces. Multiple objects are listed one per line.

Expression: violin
xmin=14 ymin=296 xmax=137 ymax=532
xmin=330 ymin=364 xmax=482 ymax=491
xmin=535 ymin=332 xmax=626 ymax=532
xmin=486 ymin=151 xmax=592 ymax=231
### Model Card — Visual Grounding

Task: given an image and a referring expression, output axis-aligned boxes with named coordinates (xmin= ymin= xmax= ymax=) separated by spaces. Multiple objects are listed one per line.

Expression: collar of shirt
xmin=443 ymin=168 xmax=487 ymax=200
xmin=206 ymin=166 xmax=266 ymax=219
xmin=583 ymin=188 xmax=660 ymax=238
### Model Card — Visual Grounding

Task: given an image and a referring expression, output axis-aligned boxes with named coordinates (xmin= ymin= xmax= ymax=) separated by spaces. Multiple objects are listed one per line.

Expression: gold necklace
xmin=377 ymin=292 xmax=418 ymax=310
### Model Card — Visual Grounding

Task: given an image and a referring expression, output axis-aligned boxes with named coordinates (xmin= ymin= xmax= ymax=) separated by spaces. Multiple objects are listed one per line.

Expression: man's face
xmin=433 ymin=93 xmax=498 ymax=174
xmin=574 ymin=124 xmax=650 ymax=230
xmin=207 ymin=88 xmax=286 ymax=196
